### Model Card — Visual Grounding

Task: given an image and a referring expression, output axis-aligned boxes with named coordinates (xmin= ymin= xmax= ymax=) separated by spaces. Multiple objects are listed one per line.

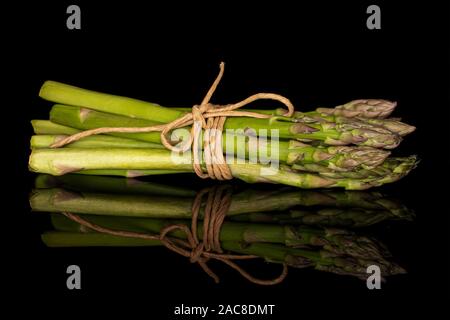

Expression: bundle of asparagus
xmin=32 ymin=174 xmax=410 ymax=280
xmin=28 ymin=67 xmax=417 ymax=189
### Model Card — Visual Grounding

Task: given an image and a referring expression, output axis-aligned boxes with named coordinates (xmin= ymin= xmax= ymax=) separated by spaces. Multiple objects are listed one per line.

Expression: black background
xmin=4 ymin=1 xmax=450 ymax=318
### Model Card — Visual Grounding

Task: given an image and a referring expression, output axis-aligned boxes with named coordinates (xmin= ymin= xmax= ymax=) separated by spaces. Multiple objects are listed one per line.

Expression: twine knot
xmin=62 ymin=185 xmax=288 ymax=285
xmin=191 ymin=104 xmax=211 ymax=127
xmin=50 ymin=62 xmax=295 ymax=181
xmin=190 ymin=243 xmax=204 ymax=263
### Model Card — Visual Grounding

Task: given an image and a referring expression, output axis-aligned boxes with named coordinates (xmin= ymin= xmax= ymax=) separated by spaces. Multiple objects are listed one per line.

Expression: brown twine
xmin=50 ymin=62 xmax=295 ymax=180
xmin=62 ymin=185 xmax=288 ymax=285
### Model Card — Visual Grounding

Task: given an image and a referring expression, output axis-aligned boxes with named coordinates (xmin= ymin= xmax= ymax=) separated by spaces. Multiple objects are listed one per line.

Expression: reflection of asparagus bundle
xmin=44 ymin=214 xmax=404 ymax=280
xmin=32 ymin=174 xmax=414 ymax=225
xmin=231 ymin=208 xmax=414 ymax=228
xmin=28 ymin=80 xmax=417 ymax=189
xmin=32 ymin=175 xmax=410 ymax=280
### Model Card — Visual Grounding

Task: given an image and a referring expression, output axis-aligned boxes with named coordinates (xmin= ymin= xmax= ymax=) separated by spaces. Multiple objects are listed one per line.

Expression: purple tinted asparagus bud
xmin=287 ymin=141 xmax=390 ymax=171
xmin=363 ymin=118 xmax=416 ymax=136
xmin=317 ymin=99 xmax=397 ymax=119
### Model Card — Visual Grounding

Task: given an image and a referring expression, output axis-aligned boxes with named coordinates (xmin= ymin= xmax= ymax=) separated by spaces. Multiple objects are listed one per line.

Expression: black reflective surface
xmin=31 ymin=174 xmax=414 ymax=280
xmin=5 ymin=1 xmax=449 ymax=318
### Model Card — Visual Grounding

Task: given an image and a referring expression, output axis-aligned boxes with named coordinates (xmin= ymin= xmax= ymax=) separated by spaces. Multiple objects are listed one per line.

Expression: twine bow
xmin=51 ymin=62 xmax=295 ymax=180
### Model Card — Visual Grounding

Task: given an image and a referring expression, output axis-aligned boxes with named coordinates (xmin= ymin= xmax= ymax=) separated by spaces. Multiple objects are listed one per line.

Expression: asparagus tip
xmin=291 ymin=123 xmax=318 ymax=134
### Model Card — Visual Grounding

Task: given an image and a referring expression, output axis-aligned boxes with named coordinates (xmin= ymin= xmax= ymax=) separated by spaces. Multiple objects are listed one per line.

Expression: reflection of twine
xmin=62 ymin=185 xmax=288 ymax=285
xmin=51 ymin=62 xmax=294 ymax=180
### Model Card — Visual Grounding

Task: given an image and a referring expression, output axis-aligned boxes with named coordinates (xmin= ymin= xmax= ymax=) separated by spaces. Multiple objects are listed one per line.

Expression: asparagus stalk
xmin=30 ymin=119 xmax=185 ymax=175
xmin=49 ymin=213 xmax=394 ymax=259
xmin=49 ymin=104 xmax=163 ymax=143
xmin=31 ymin=119 xmax=80 ymax=135
xmin=30 ymin=187 xmax=324 ymax=218
xmin=49 ymin=213 xmax=332 ymax=248
xmin=205 ymin=111 xmax=403 ymax=149
xmin=222 ymin=241 xmax=405 ymax=280
xmin=292 ymin=156 xmax=418 ymax=180
xmin=29 ymin=148 xmax=192 ymax=174
xmin=41 ymin=230 xmax=405 ymax=279
xmin=77 ymin=169 xmax=184 ymax=177
xmin=286 ymin=141 xmax=390 ymax=171
xmin=34 ymin=174 xmax=196 ymax=197
xmin=34 ymin=174 xmax=414 ymax=223
xmin=35 ymin=81 xmax=417 ymax=187
xmin=266 ymin=103 xmax=414 ymax=137
xmin=42 ymin=231 xmax=161 ymax=247
xmin=46 ymin=103 xmax=395 ymax=170
xmin=30 ymin=181 xmax=414 ymax=221
xmin=290 ymin=112 xmax=414 ymax=138
xmin=31 ymin=120 xmax=177 ymax=165
xmin=49 ymin=209 xmax=404 ymax=275
xmin=32 ymin=135 xmax=392 ymax=176
xmin=174 ymin=99 xmax=397 ymax=119
xmin=288 ymin=190 xmax=409 ymax=212
xmin=47 ymin=97 xmax=404 ymax=149
xmin=28 ymin=147 xmax=415 ymax=189
xmin=31 ymin=134 xmax=390 ymax=172
xmin=50 ymin=213 xmax=291 ymax=245
xmin=40 ymin=81 xmax=183 ymax=123
xmin=40 ymin=81 xmax=399 ymax=122
xmin=175 ymin=100 xmax=414 ymax=136
xmin=323 ymin=157 xmax=417 ymax=189
xmin=30 ymin=134 xmax=165 ymax=149
xmin=34 ymin=174 xmax=411 ymax=213
xmin=230 ymin=207 xmax=414 ymax=227
xmin=31 ymin=188 xmax=194 ymax=218
xmin=288 ymin=207 xmax=414 ymax=226
xmin=48 ymin=104 xmax=306 ymax=143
